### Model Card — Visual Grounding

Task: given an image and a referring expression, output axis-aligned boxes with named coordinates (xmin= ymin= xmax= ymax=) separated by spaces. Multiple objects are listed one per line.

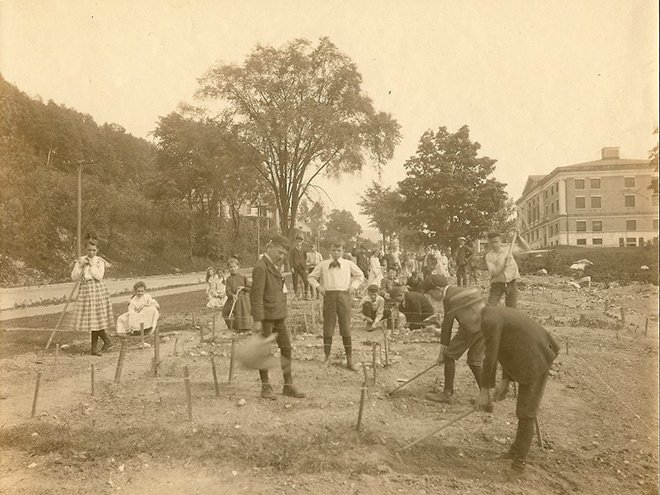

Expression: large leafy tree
xmin=195 ymin=37 xmax=401 ymax=238
xmin=398 ymin=125 xmax=509 ymax=246
xmin=358 ymin=181 xmax=404 ymax=246
xmin=322 ymin=209 xmax=362 ymax=246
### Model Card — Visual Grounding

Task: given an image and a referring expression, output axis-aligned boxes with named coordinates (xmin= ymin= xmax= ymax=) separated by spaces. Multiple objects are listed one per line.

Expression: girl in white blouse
xmin=70 ymin=237 xmax=114 ymax=355
xmin=116 ymin=281 xmax=160 ymax=335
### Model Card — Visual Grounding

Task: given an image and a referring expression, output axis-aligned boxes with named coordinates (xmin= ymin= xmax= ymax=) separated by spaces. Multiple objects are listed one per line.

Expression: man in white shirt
xmin=485 ymin=230 xmax=530 ymax=308
xmin=309 ymin=241 xmax=365 ymax=370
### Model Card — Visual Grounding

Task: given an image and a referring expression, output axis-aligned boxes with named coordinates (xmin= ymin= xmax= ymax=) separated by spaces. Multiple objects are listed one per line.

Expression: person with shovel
xmin=471 ymin=303 xmax=560 ymax=475
xmin=250 ymin=236 xmax=306 ymax=400
xmin=423 ymin=277 xmax=485 ymax=404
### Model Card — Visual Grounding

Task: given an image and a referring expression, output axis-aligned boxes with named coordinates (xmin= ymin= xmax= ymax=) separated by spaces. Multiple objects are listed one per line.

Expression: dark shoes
xmin=261 ymin=384 xmax=277 ymax=400
xmin=346 ymin=356 xmax=358 ymax=371
xmin=101 ymin=342 xmax=113 ymax=352
xmin=91 ymin=350 xmax=102 ymax=356
xmin=425 ymin=391 xmax=455 ymax=403
xmin=282 ymin=384 xmax=306 ymax=398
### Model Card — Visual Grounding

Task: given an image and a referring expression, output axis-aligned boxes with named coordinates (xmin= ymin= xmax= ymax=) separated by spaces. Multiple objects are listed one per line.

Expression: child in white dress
xmin=116 ymin=281 xmax=160 ymax=335
xmin=206 ymin=267 xmax=227 ymax=309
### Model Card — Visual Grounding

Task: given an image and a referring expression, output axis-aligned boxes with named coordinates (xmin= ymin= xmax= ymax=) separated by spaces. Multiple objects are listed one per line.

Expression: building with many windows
xmin=516 ymin=147 xmax=658 ymax=248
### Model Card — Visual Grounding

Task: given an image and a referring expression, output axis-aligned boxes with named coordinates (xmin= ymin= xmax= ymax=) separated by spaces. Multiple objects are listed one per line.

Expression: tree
xmin=195 ymin=37 xmax=401 ymax=238
xmin=322 ymin=209 xmax=362 ymax=246
xmin=358 ymin=181 xmax=405 ymax=246
xmin=398 ymin=125 xmax=509 ymax=246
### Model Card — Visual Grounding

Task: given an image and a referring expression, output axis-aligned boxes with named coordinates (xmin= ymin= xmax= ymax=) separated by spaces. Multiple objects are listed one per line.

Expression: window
xmin=575 ymin=197 xmax=585 ymax=209
xmin=591 ymin=196 xmax=601 ymax=208
xmin=577 ymin=239 xmax=587 ymax=245
xmin=556 ymin=199 xmax=559 ymax=211
xmin=551 ymin=203 xmax=555 ymax=214
xmin=590 ymin=178 xmax=601 ymax=189
xmin=575 ymin=179 xmax=585 ymax=189
xmin=592 ymin=221 xmax=602 ymax=232
xmin=638 ymin=237 xmax=644 ymax=247
xmin=626 ymin=219 xmax=637 ymax=231
xmin=576 ymin=221 xmax=587 ymax=232
xmin=624 ymin=177 xmax=635 ymax=188
xmin=544 ymin=190 xmax=548 ymax=199
xmin=593 ymin=238 xmax=603 ymax=245
xmin=624 ymin=195 xmax=635 ymax=207
xmin=626 ymin=237 xmax=636 ymax=247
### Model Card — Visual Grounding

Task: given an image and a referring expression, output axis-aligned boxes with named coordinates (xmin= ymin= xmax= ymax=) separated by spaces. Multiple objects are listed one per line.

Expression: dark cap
xmin=422 ymin=274 xmax=449 ymax=292
xmin=444 ymin=287 xmax=486 ymax=317
xmin=367 ymin=284 xmax=379 ymax=293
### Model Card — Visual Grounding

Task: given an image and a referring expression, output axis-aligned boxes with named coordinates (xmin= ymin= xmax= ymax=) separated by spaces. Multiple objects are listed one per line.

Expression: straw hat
xmin=444 ymin=287 xmax=486 ymax=317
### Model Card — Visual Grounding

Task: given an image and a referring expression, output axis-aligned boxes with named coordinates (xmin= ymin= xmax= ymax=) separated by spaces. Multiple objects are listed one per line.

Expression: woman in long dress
xmin=222 ymin=257 xmax=251 ymax=331
xmin=367 ymin=251 xmax=384 ymax=287
xmin=116 ymin=281 xmax=160 ymax=335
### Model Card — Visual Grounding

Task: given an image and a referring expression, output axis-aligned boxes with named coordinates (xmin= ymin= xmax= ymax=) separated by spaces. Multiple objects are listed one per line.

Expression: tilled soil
xmin=0 ymin=276 xmax=657 ymax=494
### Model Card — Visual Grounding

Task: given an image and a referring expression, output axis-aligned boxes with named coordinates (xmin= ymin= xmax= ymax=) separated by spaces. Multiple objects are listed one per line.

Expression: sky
xmin=1 ymin=0 xmax=658 ymax=235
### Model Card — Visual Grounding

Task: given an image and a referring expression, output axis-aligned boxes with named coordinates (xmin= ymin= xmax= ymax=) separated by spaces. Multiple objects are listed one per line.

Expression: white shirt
xmin=128 ymin=293 xmax=160 ymax=312
xmin=71 ymin=256 xmax=105 ymax=281
xmin=309 ymin=257 xmax=365 ymax=291
xmin=306 ymin=251 xmax=323 ymax=266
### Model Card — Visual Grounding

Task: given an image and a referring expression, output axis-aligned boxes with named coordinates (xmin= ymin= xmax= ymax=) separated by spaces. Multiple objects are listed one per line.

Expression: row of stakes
xmin=31 ymin=315 xmax=393 ymax=426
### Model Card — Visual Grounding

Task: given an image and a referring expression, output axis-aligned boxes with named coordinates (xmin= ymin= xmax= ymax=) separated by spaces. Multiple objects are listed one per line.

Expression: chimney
xmin=601 ymin=147 xmax=620 ymax=160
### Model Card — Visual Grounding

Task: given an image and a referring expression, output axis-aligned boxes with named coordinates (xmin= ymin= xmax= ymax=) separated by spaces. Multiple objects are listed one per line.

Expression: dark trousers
xmin=361 ymin=302 xmax=391 ymax=322
xmin=91 ymin=330 xmax=110 ymax=350
xmin=322 ymin=291 xmax=352 ymax=357
xmin=292 ymin=267 xmax=309 ymax=296
xmin=509 ymin=373 xmax=548 ymax=461
xmin=456 ymin=265 xmax=468 ymax=286
xmin=488 ymin=280 xmax=518 ymax=308
xmin=258 ymin=319 xmax=293 ymax=384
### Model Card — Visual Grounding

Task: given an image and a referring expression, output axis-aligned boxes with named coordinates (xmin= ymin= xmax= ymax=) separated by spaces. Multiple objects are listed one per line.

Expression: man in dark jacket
xmin=470 ymin=303 xmax=560 ymax=474
xmin=251 ymin=236 xmax=305 ymax=400
xmin=389 ymin=286 xmax=435 ymax=330
xmin=289 ymin=235 xmax=309 ymax=299
xmin=454 ymin=237 xmax=473 ymax=286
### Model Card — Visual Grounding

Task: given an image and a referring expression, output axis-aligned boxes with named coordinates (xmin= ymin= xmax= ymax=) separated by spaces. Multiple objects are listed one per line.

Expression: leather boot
xmin=346 ymin=355 xmax=357 ymax=371
xmin=282 ymin=383 xmax=306 ymax=398
xmin=261 ymin=383 xmax=277 ymax=400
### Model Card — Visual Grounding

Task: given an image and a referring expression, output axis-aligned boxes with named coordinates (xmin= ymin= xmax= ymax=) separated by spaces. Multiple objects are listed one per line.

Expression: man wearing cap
xmin=423 ymin=281 xmax=486 ymax=404
xmin=360 ymin=284 xmax=390 ymax=331
xmin=250 ymin=236 xmax=306 ymax=400
xmin=455 ymin=237 xmax=473 ymax=287
xmin=309 ymin=241 xmax=365 ymax=370
xmin=289 ymin=235 xmax=309 ymax=300
xmin=485 ymin=230 xmax=530 ymax=308
xmin=470 ymin=304 xmax=560 ymax=475
xmin=389 ymin=286 xmax=435 ymax=330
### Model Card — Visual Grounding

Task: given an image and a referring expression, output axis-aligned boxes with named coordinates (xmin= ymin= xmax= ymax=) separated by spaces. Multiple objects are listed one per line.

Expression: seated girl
xmin=116 ymin=281 xmax=160 ymax=335
xmin=222 ymin=257 xmax=252 ymax=331
xmin=206 ymin=266 xmax=227 ymax=309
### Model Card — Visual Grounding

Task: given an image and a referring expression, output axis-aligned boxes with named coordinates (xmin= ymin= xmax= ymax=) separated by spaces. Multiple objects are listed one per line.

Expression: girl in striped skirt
xmin=70 ymin=237 xmax=114 ymax=355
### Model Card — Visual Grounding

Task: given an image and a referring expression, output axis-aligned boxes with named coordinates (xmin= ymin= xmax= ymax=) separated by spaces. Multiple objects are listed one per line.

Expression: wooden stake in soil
xmin=645 ymin=316 xmax=649 ymax=335
xmin=114 ymin=340 xmax=127 ymax=384
xmin=153 ymin=326 xmax=160 ymax=377
xmin=31 ymin=371 xmax=42 ymax=418
xmin=91 ymin=364 xmax=95 ymax=396
xmin=362 ymin=361 xmax=371 ymax=398
xmin=356 ymin=382 xmax=367 ymax=431
xmin=211 ymin=357 xmax=220 ymax=397
xmin=383 ymin=332 xmax=390 ymax=367
xmin=212 ymin=314 xmax=216 ymax=340
xmin=140 ymin=322 xmax=145 ymax=347
xmin=54 ymin=344 xmax=59 ymax=368
xmin=535 ymin=418 xmax=544 ymax=448
xmin=183 ymin=366 xmax=193 ymax=422
xmin=372 ymin=343 xmax=379 ymax=383
xmin=228 ymin=338 xmax=236 ymax=384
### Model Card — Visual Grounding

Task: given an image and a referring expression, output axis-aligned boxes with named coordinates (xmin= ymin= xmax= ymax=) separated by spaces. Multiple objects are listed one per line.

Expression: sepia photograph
xmin=0 ymin=1 xmax=658 ymax=493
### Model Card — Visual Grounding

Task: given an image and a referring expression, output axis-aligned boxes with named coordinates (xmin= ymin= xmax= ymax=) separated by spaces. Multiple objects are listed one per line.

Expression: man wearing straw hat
xmin=423 ymin=277 xmax=485 ymax=404
xmin=250 ymin=235 xmax=306 ymax=400
xmin=467 ymin=299 xmax=560 ymax=475
xmin=485 ymin=230 xmax=530 ymax=308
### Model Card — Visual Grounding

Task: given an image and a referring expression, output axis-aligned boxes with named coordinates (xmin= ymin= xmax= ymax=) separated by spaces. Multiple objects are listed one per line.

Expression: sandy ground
xmin=0 ymin=274 xmax=658 ymax=495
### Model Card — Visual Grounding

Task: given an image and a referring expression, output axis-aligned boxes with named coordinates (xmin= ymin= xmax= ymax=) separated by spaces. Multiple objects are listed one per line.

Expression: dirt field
xmin=0 ymin=275 xmax=658 ymax=495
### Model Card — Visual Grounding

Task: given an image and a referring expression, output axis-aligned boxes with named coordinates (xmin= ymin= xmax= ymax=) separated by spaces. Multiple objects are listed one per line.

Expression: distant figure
xmin=306 ymin=245 xmax=323 ymax=299
xmin=116 ymin=281 xmax=160 ymax=335
xmin=422 ymin=246 xmax=437 ymax=280
xmin=223 ymin=257 xmax=252 ymax=332
xmin=360 ymin=284 xmax=390 ymax=331
xmin=206 ymin=267 xmax=227 ymax=309
xmin=367 ymin=250 xmax=384 ymax=288
xmin=289 ymin=235 xmax=309 ymax=299
xmin=388 ymin=286 xmax=434 ymax=330
xmin=70 ymin=236 xmax=113 ymax=356
xmin=467 ymin=253 xmax=481 ymax=286
xmin=355 ymin=245 xmax=369 ymax=277
xmin=434 ymin=250 xmax=450 ymax=278
xmin=455 ymin=237 xmax=473 ymax=287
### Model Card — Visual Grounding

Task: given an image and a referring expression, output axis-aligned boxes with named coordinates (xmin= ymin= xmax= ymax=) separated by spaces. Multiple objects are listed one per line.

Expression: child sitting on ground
xmin=222 ymin=257 xmax=252 ymax=332
xmin=360 ymin=284 xmax=390 ymax=332
xmin=116 ymin=281 xmax=160 ymax=335
xmin=206 ymin=266 xmax=227 ymax=309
